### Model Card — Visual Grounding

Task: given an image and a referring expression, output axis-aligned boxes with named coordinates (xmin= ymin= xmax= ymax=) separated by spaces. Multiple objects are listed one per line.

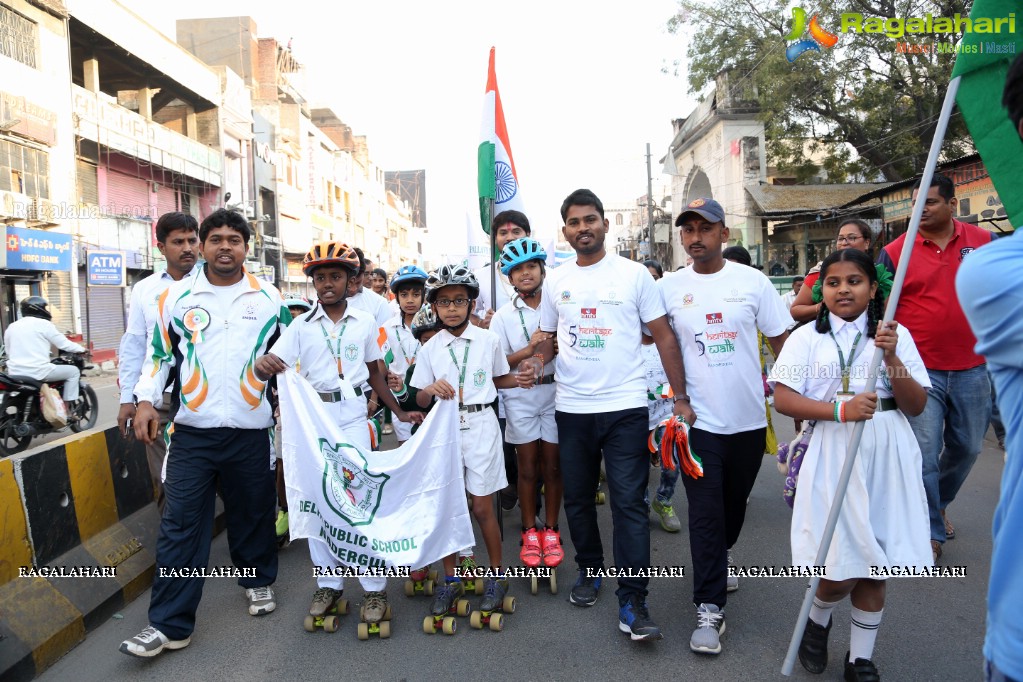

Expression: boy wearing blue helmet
xmin=383 ymin=265 xmax=429 ymax=443
xmin=491 ymin=238 xmax=562 ymax=571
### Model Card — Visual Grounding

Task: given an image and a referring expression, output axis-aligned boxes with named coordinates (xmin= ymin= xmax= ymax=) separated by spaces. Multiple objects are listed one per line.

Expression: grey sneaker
xmin=119 ymin=625 xmax=190 ymax=658
xmin=651 ymin=498 xmax=681 ymax=532
xmin=690 ymin=603 xmax=726 ymax=654
xmin=726 ymin=549 xmax=738 ymax=592
xmin=246 ymin=585 xmax=276 ymax=615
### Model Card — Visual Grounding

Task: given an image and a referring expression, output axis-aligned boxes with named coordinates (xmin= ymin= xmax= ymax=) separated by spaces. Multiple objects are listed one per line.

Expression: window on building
xmin=0 ymin=4 xmax=38 ymax=69
xmin=0 ymin=141 xmax=48 ymax=198
xmin=615 ymin=214 xmax=623 ymax=226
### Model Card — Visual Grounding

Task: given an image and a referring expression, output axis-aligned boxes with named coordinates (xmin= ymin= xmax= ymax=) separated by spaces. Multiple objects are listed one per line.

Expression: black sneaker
xmin=844 ymin=653 xmax=881 ymax=682
xmin=500 ymin=485 xmax=517 ymax=511
xmin=618 ymin=596 xmax=663 ymax=641
xmin=798 ymin=616 xmax=832 ymax=674
xmin=569 ymin=570 xmax=602 ymax=607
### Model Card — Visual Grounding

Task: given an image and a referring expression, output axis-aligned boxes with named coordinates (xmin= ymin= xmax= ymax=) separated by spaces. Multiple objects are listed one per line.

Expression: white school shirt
xmin=410 ymin=323 xmax=510 ymax=406
xmin=347 ymin=289 xmax=392 ymax=329
xmin=658 ymin=260 xmax=792 ymax=435
xmin=473 ymin=262 xmax=516 ymax=317
xmin=539 ymin=253 xmax=666 ymax=414
xmin=769 ymin=311 xmax=931 ymax=400
xmin=492 ymin=296 xmax=555 ymax=403
xmin=118 ymin=265 xmax=201 ymax=403
xmin=269 ymin=303 xmax=381 ymax=392
xmin=3 ymin=316 xmax=86 ymax=379
xmin=383 ymin=313 xmax=420 ymax=377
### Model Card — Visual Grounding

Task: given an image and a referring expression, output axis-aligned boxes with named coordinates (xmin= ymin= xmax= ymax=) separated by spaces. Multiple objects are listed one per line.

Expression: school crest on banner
xmin=279 ymin=370 xmax=474 ymax=568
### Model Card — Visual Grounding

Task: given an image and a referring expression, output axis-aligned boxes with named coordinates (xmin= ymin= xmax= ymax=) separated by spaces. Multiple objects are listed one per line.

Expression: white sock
xmin=849 ymin=607 xmax=883 ymax=661
xmin=809 ymin=597 xmax=839 ymax=627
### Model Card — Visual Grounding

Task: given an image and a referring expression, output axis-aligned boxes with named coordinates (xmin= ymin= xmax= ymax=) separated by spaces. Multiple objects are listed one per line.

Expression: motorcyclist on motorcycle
xmin=3 ymin=296 xmax=86 ymax=409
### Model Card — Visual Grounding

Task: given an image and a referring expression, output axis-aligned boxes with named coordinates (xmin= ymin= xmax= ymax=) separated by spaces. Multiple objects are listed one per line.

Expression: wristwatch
xmin=673 ymin=394 xmax=691 ymax=403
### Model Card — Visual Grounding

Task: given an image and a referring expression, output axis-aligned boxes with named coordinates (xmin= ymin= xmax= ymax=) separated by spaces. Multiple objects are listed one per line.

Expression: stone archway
xmin=684 ymin=168 xmax=713 ymax=206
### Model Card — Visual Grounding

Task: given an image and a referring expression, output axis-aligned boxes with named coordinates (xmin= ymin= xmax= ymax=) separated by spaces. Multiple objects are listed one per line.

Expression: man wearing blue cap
xmin=657 ymin=198 xmax=792 ymax=655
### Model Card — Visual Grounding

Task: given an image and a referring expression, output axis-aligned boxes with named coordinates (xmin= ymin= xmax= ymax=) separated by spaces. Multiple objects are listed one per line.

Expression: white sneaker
xmin=690 ymin=603 xmax=726 ymax=654
xmin=119 ymin=625 xmax=190 ymax=658
xmin=246 ymin=585 xmax=276 ymax=615
xmin=726 ymin=549 xmax=738 ymax=592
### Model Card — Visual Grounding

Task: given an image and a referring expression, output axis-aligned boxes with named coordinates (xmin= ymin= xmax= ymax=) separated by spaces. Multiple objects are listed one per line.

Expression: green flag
xmin=952 ymin=0 xmax=1023 ymax=228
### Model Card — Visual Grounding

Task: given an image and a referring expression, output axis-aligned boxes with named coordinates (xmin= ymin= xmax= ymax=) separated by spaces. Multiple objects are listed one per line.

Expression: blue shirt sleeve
xmin=956 ymin=233 xmax=1023 ymax=370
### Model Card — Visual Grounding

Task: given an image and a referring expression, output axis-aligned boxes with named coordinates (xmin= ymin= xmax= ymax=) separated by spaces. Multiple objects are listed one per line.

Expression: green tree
xmin=668 ymin=0 xmax=975 ymax=182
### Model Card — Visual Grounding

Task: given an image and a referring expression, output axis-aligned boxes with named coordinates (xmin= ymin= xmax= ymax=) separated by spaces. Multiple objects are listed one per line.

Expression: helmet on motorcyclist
xmin=20 ymin=296 xmax=51 ymax=321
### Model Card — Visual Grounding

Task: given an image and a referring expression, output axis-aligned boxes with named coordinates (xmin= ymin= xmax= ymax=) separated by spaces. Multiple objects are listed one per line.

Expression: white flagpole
xmin=781 ymin=75 xmax=962 ymax=676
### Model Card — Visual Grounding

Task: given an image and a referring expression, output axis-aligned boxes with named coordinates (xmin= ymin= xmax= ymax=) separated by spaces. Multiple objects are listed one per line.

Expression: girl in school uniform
xmin=770 ymin=248 xmax=931 ymax=682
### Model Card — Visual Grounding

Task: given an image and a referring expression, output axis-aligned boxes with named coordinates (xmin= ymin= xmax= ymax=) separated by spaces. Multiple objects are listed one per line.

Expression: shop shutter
xmin=77 ymin=269 xmax=126 ymax=354
xmin=76 ymin=159 xmax=99 ymax=206
xmin=42 ymin=270 xmax=76 ymax=334
xmin=104 ymin=170 xmax=150 ymax=219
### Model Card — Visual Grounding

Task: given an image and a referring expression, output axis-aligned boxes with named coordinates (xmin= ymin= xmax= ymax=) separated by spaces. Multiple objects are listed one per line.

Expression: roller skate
xmin=470 ymin=576 xmax=515 ymax=632
xmin=275 ymin=510 xmax=290 ymax=547
xmin=529 ymin=527 xmax=562 ymax=595
xmin=596 ymin=467 xmax=606 ymax=505
xmin=459 ymin=553 xmax=484 ymax=595
xmin=404 ymin=566 xmax=438 ymax=597
xmin=357 ymin=591 xmax=392 ymax=640
xmin=423 ymin=579 xmax=469 ymax=635
xmin=519 ymin=527 xmax=542 ymax=568
xmin=303 ymin=587 xmax=348 ymax=633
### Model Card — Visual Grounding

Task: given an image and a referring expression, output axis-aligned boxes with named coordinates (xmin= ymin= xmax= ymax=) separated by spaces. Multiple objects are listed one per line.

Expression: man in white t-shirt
xmin=659 ymin=197 xmax=791 ymax=656
xmin=473 ymin=210 xmax=532 ymax=329
xmin=538 ymin=189 xmax=692 ymax=642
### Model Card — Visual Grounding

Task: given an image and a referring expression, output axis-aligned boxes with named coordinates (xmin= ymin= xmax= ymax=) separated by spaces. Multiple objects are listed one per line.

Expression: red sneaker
xmin=520 ymin=527 xmax=542 ymax=568
xmin=540 ymin=527 xmax=564 ymax=567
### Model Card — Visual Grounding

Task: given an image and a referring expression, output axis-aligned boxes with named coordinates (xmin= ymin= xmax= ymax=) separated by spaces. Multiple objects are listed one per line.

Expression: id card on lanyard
xmin=450 ymin=340 xmax=471 ymax=430
xmin=321 ymin=319 xmax=357 ymax=399
xmin=830 ymin=329 xmax=862 ymax=403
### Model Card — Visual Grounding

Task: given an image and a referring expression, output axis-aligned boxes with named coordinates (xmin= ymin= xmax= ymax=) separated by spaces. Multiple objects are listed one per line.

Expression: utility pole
xmin=646 ymin=142 xmax=654 ymax=262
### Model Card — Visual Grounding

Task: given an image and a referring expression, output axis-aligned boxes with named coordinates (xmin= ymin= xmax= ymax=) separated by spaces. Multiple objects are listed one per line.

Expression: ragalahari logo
xmin=786 ymin=7 xmax=839 ymax=62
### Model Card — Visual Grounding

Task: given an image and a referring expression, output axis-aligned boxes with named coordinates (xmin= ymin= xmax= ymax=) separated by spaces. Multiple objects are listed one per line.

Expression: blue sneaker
xmin=618 ymin=596 xmax=663 ymax=641
xmin=569 ymin=570 xmax=601 ymax=607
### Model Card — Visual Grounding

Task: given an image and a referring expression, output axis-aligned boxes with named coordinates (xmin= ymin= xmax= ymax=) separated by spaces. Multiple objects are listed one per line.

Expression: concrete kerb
xmin=0 ymin=425 xmax=225 ymax=681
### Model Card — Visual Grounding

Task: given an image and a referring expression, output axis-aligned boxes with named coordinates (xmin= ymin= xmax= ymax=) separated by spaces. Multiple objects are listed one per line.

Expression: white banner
xmin=279 ymin=370 xmax=474 ymax=569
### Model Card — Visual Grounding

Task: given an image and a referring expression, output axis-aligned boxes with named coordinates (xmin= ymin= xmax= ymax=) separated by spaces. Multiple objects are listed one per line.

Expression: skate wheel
xmin=428 ymin=570 xmax=439 ymax=582
xmin=303 ymin=615 xmax=316 ymax=632
xmin=530 ymin=576 xmax=538 ymax=595
xmin=404 ymin=581 xmax=415 ymax=597
xmin=379 ymin=620 xmax=391 ymax=639
xmin=473 ymin=579 xmax=485 ymax=596
xmin=424 ymin=579 xmax=434 ymax=596
xmin=357 ymin=622 xmax=369 ymax=640
xmin=359 ymin=605 xmax=365 ymax=620
xmin=423 ymin=616 xmax=436 ymax=634
xmin=469 ymin=611 xmax=483 ymax=629
xmin=596 ymin=491 xmax=606 ymax=505
xmin=549 ymin=569 xmax=558 ymax=595
xmin=323 ymin=615 xmax=339 ymax=633
xmin=383 ymin=605 xmax=392 ymax=620
xmin=489 ymin=612 xmax=504 ymax=632
xmin=503 ymin=596 xmax=516 ymax=613
xmin=337 ymin=598 xmax=349 ymax=615
xmin=442 ymin=616 xmax=457 ymax=635
xmin=455 ymin=598 xmax=471 ymax=617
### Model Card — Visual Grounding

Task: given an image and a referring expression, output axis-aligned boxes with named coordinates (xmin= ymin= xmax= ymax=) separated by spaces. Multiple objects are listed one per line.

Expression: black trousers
xmin=149 ymin=425 xmax=277 ymax=639
xmin=682 ymin=427 xmax=766 ymax=609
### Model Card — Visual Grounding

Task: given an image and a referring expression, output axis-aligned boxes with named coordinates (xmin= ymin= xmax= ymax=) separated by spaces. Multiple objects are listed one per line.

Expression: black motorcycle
xmin=0 ymin=353 xmax=99 ymax=456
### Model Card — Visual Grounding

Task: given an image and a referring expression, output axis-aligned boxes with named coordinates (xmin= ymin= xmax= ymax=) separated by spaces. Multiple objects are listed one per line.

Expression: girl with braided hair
xmin=769 ymin=248 xmax=931 ymax=681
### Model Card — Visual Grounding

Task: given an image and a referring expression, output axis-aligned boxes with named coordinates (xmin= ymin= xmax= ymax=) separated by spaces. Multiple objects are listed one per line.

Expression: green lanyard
xmin=394 ymin=326 xmax=416 ymax=366
xmin=829 ymin=330 xmax=862 ymax=393
xmin=320 ymin=320 xmax=349 ymax=378
xmin=516 ymin=308 xmax=532 ymax=344
xmin=448 ymin=340 xmax=471 ymax=404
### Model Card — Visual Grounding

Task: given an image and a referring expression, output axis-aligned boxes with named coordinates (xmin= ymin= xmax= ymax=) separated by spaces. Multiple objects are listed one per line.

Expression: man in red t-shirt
xmin=877 ymin=173 xmax=995 ymax=563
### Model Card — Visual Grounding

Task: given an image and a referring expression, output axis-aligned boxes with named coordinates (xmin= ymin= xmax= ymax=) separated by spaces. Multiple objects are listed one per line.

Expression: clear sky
xmin=122 ymin=0 xmax=697 ymax=257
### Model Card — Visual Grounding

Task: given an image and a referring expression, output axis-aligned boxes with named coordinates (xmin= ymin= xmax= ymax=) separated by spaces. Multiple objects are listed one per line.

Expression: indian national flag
xmin=478 ymin=47 xmax=526 ymax=235
xmin=377 ymin=327 xmax=394 ymax=366
xmin=951 ymin=0 xmax=1023 ymax=227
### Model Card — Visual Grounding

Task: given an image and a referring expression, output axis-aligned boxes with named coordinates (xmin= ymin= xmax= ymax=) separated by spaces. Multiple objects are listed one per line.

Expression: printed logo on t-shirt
xmin=473 ymin=369 xmax=487 ymax=388
xmin=560 ymin=290 xmax=572 ymax=303
xmin=705 ymin=330 xmax=738 ymax=355
xmin=682 ymin=293 xmax=695 ymax=306
xmin=959 ymin=247 xmax=975 ymax=261
xmin=581 ymin=307 xmax=597 ymax=319
xmin=879 ymin=365 xmax=893 ymax=392
xmin=706 ymin=312 xmax=723 ymax=324
xmin=568 ymin=323 xmax=606 ymax=360
xmin=599 ymin=289 xmax=622 ymax=306
xmin=345 ymin=344 xmax=359 ymax=361
xmin=724 ymin=289 xmax=746 ymax=303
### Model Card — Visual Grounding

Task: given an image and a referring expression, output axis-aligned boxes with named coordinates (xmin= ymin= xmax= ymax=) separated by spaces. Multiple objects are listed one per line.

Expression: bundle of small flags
xmin=367 ymin=417 xmax=382 ymax=451
xmin=647 ymin=383 xmax=674 ymax=401
xmin=659 ymin=416 xmax=703 ymax=479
